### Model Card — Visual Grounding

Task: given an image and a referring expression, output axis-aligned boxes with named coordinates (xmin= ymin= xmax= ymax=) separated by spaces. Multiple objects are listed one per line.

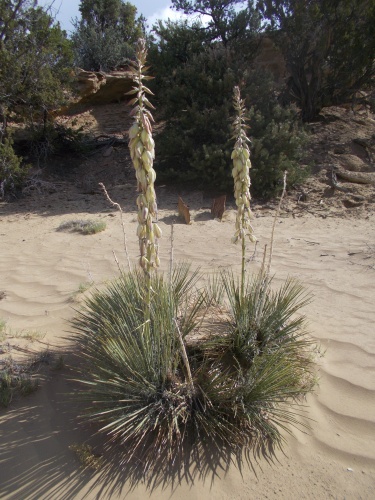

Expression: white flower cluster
xmin=128 ymin=39 xmax=162 ymax=271
xmin=231 ymin=86 xmax=256 ymax=245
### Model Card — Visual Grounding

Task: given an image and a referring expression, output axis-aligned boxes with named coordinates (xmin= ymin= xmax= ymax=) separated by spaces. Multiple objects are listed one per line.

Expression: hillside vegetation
xmin=1 ymin=0 xmax=374 ymax=200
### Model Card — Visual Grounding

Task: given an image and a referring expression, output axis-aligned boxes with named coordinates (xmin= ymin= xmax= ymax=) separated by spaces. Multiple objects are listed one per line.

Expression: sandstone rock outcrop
xmin=74 ymin=69 xmax=133 ymax=105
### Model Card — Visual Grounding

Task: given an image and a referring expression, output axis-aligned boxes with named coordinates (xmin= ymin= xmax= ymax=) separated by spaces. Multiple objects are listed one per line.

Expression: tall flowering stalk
xmin=128 ymin=39 xmax=162 ymax=275
xmin=231 ymin=86 xmax=256 ymax=299
xmin=128 ymin=39 xmax=162 ymax=329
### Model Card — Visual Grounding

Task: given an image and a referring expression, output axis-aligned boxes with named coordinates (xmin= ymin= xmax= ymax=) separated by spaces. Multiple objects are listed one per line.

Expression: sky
xmin=39 ymin=0 xmax=191 ymax=34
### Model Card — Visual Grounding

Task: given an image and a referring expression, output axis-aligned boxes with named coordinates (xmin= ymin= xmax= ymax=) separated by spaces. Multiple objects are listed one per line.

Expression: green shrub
xmin=218 ymin=272 xmax=313 ymax=364
xmin=73 ymin=265 xmax=316 ymax=470
xmin=0 ymin=137 xmax=30 ymax=198
xmin=151 ymin=44 xmax=307 ymax=198
xmin=28 ymin=123 xmax=92 ymax=162
xmin=73 ymin=265 xmax=207 ymax=466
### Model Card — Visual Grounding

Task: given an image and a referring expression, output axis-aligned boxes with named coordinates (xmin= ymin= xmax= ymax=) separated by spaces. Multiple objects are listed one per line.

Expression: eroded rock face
xmin=76 ymin=70 xmax=107 ymax=97
xmin=74 ymin=69 xmax=133 ymax=104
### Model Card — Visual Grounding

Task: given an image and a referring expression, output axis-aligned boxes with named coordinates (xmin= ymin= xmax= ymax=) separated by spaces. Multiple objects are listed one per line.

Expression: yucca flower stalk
xmin=128 ymin=39 xmax=162 ymax=274
xmin=128 ymin=39 xmax=161 ymax=327
xmin=231 ymin=86 xmax=256 ymax=299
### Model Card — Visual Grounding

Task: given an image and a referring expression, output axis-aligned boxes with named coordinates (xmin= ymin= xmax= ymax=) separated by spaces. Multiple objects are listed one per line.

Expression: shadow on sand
xmin=0 ymin=348 xmax=279 ymax=499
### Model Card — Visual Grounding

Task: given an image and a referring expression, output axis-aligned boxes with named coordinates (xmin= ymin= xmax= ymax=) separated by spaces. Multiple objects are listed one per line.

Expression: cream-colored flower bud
xmin=141 ymin=150 xmax=153 ymax=171
xmin=233 ymin=158 xmax=242 ymax=172
xmin=148 ymin=168 xmax=156 ymax=184
xmin=146 ymin=214 xmax=153 ymax=231
xmin=242 ymin=148 xmax=250 ymax=160
xmin=136 ymin=194 xmax=147 ymax=209
xmin=139 ymin=256 xmax=148 ymax=269
xmin=142 ymin=207 xmax=148 ymax=221
xmin=129 ymin=123 xmax=139 ymax=139
xmin=137 ymin=224 xmax=145 ymax=238
xmin=136 ymin=169 xmax=147 ymax=187
xmin=129 ymin=137 xmax=138 ymax=149
xmin=133 ymin=157 xmax=140 ymax=170
xmin=141 ymin=129 xmax=150 ymax=144
xmin=135 ymin=141 xmax=144 ymax=158
xmin=154 ymin=223 xmax=162 ymax=238
xmin=146 ymin=185 xmax=155 ymax=203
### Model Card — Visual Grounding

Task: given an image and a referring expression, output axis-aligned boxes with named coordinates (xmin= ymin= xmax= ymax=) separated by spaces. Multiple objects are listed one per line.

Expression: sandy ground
xmin=0 ymin=184 xmax=375 ymax=499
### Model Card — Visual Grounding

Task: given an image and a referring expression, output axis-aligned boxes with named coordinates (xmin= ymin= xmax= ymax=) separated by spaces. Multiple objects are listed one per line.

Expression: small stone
xmin=347 ymin=467 xmax=353 ymax=472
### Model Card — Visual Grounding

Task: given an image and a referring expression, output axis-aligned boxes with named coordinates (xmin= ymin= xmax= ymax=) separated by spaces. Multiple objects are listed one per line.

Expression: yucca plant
xmin=73 ymin=266 xmax=313 ymax=469
xmin=72 ymin=264 xmax=252 ymax=469
xmin=218 ymin=272 xmax=313 ymax=367
xmin=197 ymin=85 xmax=318 ymax=449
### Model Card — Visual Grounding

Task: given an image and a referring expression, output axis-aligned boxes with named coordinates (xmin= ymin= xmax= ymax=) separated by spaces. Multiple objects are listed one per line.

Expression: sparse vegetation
xmin=0 ymin=323 xmax=63 ymax=407
xmin=78 ymin=282 xmax=92 ymax=294
xmin=70 ymin=443 xmax=103 ymax=470
xmin=0 ymin=360 xmax=39 ymax=408
xmin=0 ymin=320 xmax=45 ymax=342
xmin=69 ymin=281 xmax=93 ymax=302
xmin=0 ymin=318 xmax=6 ymax=341
xmin=8 ymin=329 xmax=45 ymax=342
xmin=0 ymin=137 xmax=30 ymax=198
xmin=57 ymin=219 xmax=106 ymax=235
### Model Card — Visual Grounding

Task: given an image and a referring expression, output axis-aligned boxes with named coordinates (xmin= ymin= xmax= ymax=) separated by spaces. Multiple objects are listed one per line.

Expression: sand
xmin=0 ymin=185 xmax=374 ymax=499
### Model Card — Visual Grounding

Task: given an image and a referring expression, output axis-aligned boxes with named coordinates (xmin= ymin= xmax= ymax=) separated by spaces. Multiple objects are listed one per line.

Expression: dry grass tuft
xmin=57 ymin=219 xmax=106 ymax=235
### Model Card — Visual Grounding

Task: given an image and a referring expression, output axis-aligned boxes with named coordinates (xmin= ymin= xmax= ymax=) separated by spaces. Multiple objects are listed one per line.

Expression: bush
xmin=248 ymin=101 xmax=308 ymax=198
xmin=0 ymin=137 xmax=30 ymax=198
xmin=26 ymin=123 xmax=93 ymax=162
xmin=259 ymin=0 xmax=375 ymax=121
xmin=71 ymin=0 xmax=144 ymax=71
xmin=151 ymin=43 xmax=307 ymax=198
xmin=73 ymin=266 xmax=316 ymax=470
